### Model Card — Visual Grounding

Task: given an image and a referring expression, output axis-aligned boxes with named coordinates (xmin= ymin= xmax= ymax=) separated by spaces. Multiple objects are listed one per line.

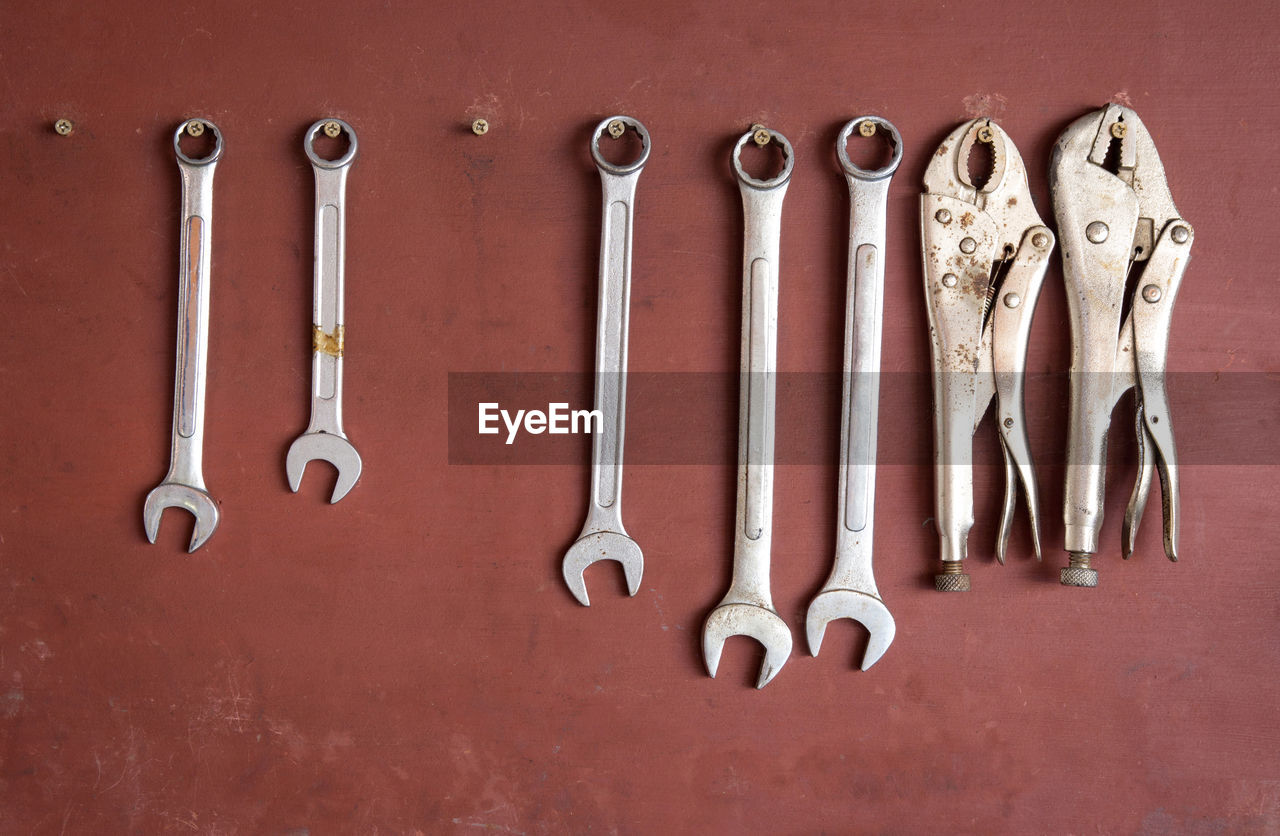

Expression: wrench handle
xmin=304 ymin=120 xmax=358 ymax=438
xmin=729 ymin=131 xmax=792 ymax=606
xmin=831 ymin=164 xmax=895 ymax=590
xmin=166 ymin=121 xmax=222 ymax=489
xmin=582 ymin=117 xmax=649 ymax=535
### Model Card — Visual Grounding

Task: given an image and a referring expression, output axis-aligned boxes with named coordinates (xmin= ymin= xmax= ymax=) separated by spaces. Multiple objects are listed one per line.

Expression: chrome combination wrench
xmin=562 ymin=116 xmax=650 ymax=606
xmin=703 ymin=126 xmax=794 ymax=689
xmin=806 ymin=117 xmax=902 ymax=670
xmin=286 ymin=119 xmax=363 ymax=503
xmin=144 ymin=119 xmax=224 ymax=553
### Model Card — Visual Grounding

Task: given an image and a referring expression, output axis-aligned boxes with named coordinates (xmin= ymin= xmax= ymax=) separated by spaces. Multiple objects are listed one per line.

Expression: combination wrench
xmin=143 ymin=119 xmax=223 ymax=552
xmin=806 ymin=117 xmax=901 ymax=670
xmin=703 ymin=127 xmax=794 ymax=689
xmin=286 ymin=119 xmax=363 ymax=503
xmin=562 ymin=116 xmax=650 ymax=606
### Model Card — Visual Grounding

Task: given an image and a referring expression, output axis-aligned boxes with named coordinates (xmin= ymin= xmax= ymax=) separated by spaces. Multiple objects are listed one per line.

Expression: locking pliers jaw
xmin=1051 ymin=105 xmax=1194 ymax=586
xmin=922 ymin=120 xmax=1054 ymax=590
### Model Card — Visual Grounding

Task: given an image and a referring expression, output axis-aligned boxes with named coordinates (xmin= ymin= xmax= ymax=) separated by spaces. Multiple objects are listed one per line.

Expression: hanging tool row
xmin=565 ymin=107 xmax=1193 ymax=688
xmin=144 ymin=118 xmax=364 ymax=553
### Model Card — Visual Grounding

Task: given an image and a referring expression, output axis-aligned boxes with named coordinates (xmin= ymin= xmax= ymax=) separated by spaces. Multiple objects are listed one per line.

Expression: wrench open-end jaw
xmin=1051 ymin=105 xmax=1191 ymax=586
xmin=562 ymin=116 xmax=651 ymax=606
xmin=144 ymin=119 xmax=224 ymax=554
xmin=286 ymin=119 xmax=363 ymax=505
xmin=806 ymin=117 xmax=902 ymax=670
xmin=702 ymin=128 xmax=795 ymax=689
xmin=922 ymin=120 xmax=1055 ymax=589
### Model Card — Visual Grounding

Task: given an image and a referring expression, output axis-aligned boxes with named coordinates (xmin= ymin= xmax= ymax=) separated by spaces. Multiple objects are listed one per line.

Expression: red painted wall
xmin=2 ymin=0 xmax=1277 ymax=831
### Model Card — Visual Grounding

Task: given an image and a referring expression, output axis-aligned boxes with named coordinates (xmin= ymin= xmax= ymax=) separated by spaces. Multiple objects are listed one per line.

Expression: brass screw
xmin=471 ymin=118 xmax=489 ymax=136
xmin=751 ymin=124 xmax=771 ymax=146
xmin=1111 ymin=121 xmax=1127 ymax=139
xmin=858 ymin=121 xmax=876 ymax=137
xmin=977 ymin=124 xmax=995 ymax=143
xmin=323 ymin=121 xmax=342 ymax=138
xmin=186 ymin=121 xmax=205 ymax=137
xmin=53 ymin=118 xmax=74 ymax=136
xmin=607 ymin=119 xmax=626 ymax=139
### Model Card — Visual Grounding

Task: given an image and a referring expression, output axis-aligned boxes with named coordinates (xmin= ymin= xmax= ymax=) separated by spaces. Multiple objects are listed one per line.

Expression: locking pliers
xmin=922 ymin=119 xmax=1055 ymax=590
xmin=1050 ymin=105 xmax=1194 ymax=586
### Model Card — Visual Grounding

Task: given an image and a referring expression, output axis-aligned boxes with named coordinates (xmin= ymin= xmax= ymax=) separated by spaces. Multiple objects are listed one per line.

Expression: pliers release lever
xmin=1051 ymin=104 xmax=1194 ymax=586
xmin=922 ymin=119 xmax=1055 ymax=590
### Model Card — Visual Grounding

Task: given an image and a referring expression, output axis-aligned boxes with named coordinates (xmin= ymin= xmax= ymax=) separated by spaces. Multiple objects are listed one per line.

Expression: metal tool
xmin=806 ymin=117 xmax=901 ymax=669
xmin=286 ymin=119 xmax=363 ymax=504
xmin=921 ymin=119 xmax=1054 ymax=590
xmin=1051 ymin=104 xmax=1193 ymax=586
xmin=143 ymin=119 xmax=223 ymax=553
xmin=562 ymin=116 xmax=650 ymax=606
xmin=703 ymin=126 xmax=794 ymax=688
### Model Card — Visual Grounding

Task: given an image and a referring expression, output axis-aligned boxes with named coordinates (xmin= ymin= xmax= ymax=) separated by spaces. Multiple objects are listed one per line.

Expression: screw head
xmin=935 ymin=209 xmax=952 ymax=224
xmin=1171 ymin=225 xmax=1190 ymax=244
xmin=1142 ymin=284 xmax=1162 ymax=303
xmin=977 ymin=125 xmax=995 ymax=143
xmin=858 ymin=120 xmax=876 ymax=137
xmin=941 ymin=273 xmax=958 ymax=288
xmin=53 ymin=118 xmax=74 ymax=136
xmin=1032 ymin=232 xmax=1049 ymax=248
xmin=186 ymin=120 xmax=205 ymax=137
xmin=323 ymin=120 xmax=342 ymax=138
xmin=959 ymin=237 xmax=977 ymax=254
xmin=1003 ymin=417 xmax=1014 ymax=428
xmin=471 ymin=118 xmax=489 ymax=136
xmin=607 ymin=119 xmax=626 ymax=139
xmin=1004 ymin=292 xmax=1021 ymax=309
xmin=1111 ymin=121 xmax=1127 ymax=139
xmin=1086 ymin=221 xmax=1109 ymax=243
xmin=752 ymin=126 xmax=771 ymax=147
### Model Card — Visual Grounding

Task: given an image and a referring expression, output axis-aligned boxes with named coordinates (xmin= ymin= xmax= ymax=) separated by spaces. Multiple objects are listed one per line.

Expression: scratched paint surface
xmin=2 ymin=0 xmax=1279 ymax=832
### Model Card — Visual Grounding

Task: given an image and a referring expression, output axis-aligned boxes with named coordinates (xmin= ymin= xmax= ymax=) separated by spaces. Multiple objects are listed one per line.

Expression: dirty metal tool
xmin=807 ymin=117 xmax=901 ymax=669
xmin=703 ymin=127 xmax=794 ymax=688
xmin=143 ymin=119 xmax=224 ymax=552
xmin=1051 ymin=105 xmax=1193 ymax=586
xmin=562 ymin=116 xmax=650 ymax=606
xmin=922 ymin=119 xmax=1054 ymax=590
xmin=286 ymin=119 xmax=363 ymax=504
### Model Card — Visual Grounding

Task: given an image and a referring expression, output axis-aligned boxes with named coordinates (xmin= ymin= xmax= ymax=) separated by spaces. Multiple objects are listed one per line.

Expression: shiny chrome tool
xmin=286 ymin=119 xmax=363 ymax=504
xmin=806 ymin=117 xmax=901 ymax=669
xmin=562 ymin=116 xmax=650 ymax=606
xmin=1051 ymin=105 xmax=1193 ymax=586
xmin=921 ymin=119 xmax=1054 ymax=590
xmin=703 ymin=126 xmax=794 ymax=688
xmin=143 ymin=119 xmax=223 ymax=552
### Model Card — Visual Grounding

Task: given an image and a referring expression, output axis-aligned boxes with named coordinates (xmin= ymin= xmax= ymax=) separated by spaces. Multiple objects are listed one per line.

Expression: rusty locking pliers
xmin=922 ymin=120 xmax=1055 ymax=590
xmin=1051 ymin=105 xmax=1194 ymax=587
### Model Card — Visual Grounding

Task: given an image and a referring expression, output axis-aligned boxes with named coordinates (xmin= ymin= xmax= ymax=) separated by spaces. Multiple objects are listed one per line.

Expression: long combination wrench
xmin=143 ymin=119 xmax=223 ymax=552
xmin=286 ymin=119 xmax=363 ymax=503
xmin=703 ymin=127 xmax=794 ymax=689
xmin=562 ymin=116 xmax=650 ymax=606
xmin=806 ymin=117 xmax=901 ymax=670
